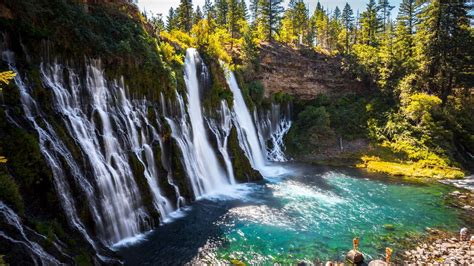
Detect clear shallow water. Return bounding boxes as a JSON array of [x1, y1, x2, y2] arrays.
[[118, 164, 461, 265]]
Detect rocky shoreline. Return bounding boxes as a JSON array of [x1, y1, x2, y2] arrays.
[[402, 230, 474, 264], [401, 189, 474, 265]]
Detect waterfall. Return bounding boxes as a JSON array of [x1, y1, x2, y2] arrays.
[[3, 51, 100, 251], [225, 70, 287, 177], [39, 61, 180, 244], [207, 100, 236, 184], [256, 103, 292, 162], [164, 49, 231, 198], [1, 45, 292, 260], [0, 202, 61, 265]]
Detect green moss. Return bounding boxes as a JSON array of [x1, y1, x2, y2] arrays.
[[228, 128, 262, 182], [357, 156, 464, 179], [0, 174, 24, 214], [74, 249, 93, 266], [200, 54, 233, 112], [128, 152, 160, 222], [169, 139, 193, 200]]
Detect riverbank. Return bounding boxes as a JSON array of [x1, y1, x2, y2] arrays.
[[401, 189, 474, 264]]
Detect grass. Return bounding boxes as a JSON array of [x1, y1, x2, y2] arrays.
[[357, 155, 464, 179]]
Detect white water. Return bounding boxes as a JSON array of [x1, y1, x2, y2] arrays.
[[256, 103, 292, 161], [1, 47, 292, 260], [39, 61, 181, 244], [164, 49, 231, 197], [225, 70, 287, 177], [3, 51, 100, 252], [207, 100, 236, 184], [0, 202, 61, 265]]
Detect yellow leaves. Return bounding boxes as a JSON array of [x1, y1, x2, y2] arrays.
[[0, 156, 7, 164], [160, 30, 193, 49], [0, 70, 16, 91], [402, 93, 441, 123], [159, 42, 183, 65]]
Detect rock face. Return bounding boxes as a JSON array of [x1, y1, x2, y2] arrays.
[[257, 43, 368, 100]]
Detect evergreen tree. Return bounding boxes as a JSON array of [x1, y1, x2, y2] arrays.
[[215, 0, 228, 25], [177, 0, 194, 32], [259, 0, 285, 41], [415, 0, 472, 100], [203, 0, 213, 17], [240, 0, 249, 20], [293, 1, 309, 45], [227, 0, 242, 43], [150, 14, 165, 35], [166, 7, 178, 31], [378, 0, 394, 33], [360, 0, 380, 46], [334, 6, 341, 22], [249, 0, 260, 23], [342, 3, 354, 53], [398, 0, 419, 35], [394, 0, 419, 67], [194, 5, 203, 25]]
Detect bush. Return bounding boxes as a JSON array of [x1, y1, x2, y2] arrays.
[[0, 174, 23, 213]]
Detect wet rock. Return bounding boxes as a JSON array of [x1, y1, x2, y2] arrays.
[[346, 250, 364, 264], [368, 259, 387, 266]]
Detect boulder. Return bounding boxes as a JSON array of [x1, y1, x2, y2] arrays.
[[346, 250, 364, 264], [368, 259, 388, 266]]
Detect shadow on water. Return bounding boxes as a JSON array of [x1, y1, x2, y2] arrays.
[[117, 196, 256, 265], [117, 163, 462, 265]]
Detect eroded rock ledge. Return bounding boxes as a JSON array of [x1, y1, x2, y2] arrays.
[[257, 43, 368, 100]]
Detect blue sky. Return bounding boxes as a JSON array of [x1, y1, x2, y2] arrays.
[[138, 0, 402, 19]]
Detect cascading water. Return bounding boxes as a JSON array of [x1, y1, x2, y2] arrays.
[[39, 61, 181, 244], [225, 69, 288, 177], [255, 103, 292, 162], [163, 49, 231, 197], [207, 100, 236, 184], [0, 202, 61, 265], [1, 45, 292, 262], [3, 51, 100, 252]]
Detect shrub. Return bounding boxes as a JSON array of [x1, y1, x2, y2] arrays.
[[0, 174, 24, 214]]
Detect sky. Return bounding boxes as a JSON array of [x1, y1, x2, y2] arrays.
[[137, 0, 402, 19]]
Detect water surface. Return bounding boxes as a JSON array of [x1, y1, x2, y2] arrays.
[[118, 163, 461, 265]]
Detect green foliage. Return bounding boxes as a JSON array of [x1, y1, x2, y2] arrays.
[[272, 91, 293, 104], [0, 255, 7, 266], [74, 250, 93, 266], [0, 174, 24, 214], [245, 81, 265, 106]]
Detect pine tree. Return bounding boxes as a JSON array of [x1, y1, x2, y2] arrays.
[[177, 0, 194, 32], [249, 0, 260, 23], [360, 0, 380, 46], [215, 0, 228, 25], [194, 5, 203, 25], [203, 0, 214, 17], [240, 0, 249, 20], [166, 7, 178, 31], [227, 0, 241, 42], [150, 14, 165, 35], [415, 0, 472, 100], [342, 3, 354, 53], [293, 1, 308, 45], [398, 0, 419, 35], [334, 6, 341, 22], [378, 0, 394, 33], [259, 0, 285, 41]]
